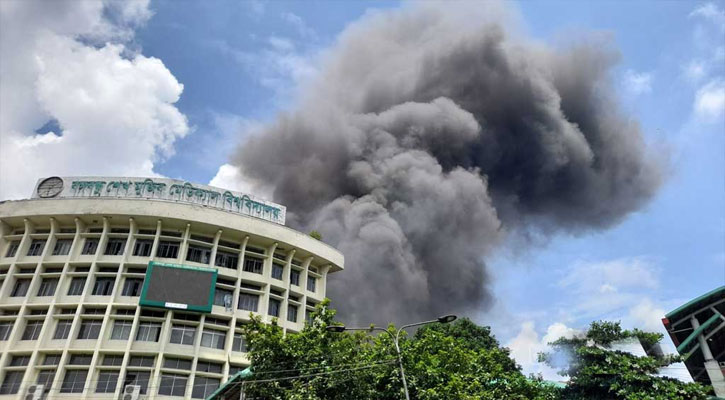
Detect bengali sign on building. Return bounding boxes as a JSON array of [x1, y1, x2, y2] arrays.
[[31, 176, 286, 225]]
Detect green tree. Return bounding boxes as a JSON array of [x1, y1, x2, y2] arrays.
[[309, 230, 322, 240], [539, 320, 710, 400], [240, 300, 558, 399]]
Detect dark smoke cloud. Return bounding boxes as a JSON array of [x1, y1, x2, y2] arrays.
[[231, 4, 663, 325]]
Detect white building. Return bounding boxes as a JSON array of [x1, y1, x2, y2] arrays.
[[0, 177, 344, 400]]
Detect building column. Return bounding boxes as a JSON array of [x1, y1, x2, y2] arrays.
[[691, 316, 725, 397]]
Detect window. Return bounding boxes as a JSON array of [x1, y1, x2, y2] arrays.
[[192, 376, 220, 399], [11, 278, 30, 297], [135, 322, 162, 342], [133, 239, 153, 257], [81, 238, 99, 255], [232, 333, 248, 352], [0, 371, 23, 394], [163, 357, 192, 370], [243, 256, 263, 274], [306, 309, 313, 324], [290, 269, 300, 286], [229, 364, 245, 375], [214, 288, 233, 307], [54, 320, 72, 339], [68, 355, 92, 366], [204, 317, 229, 327], [67, 277, 86, 295], [77, 320, 102, 339], [237, 293, 258, 312], [246, 246, 265, 254], [219, 239, 240, 248], [0, 322, 13, 340], [122, 278, 144, 296], [156, 241, 179, 258], [268, 298, 281, 318], [43, 354, 61, 365], [104, 238, 126, 255], [123, 371, 150, 395], [200, 329, 226, 349], [60, 369, 87, 393], [52, 239, 73, 255], [4, 241, 20, 258], [37, 278, 58, 296], [110, 320, 133, 340], [215, 251, 238, 269], [27, 239, 45, 256], [128, 356, 155, 367], [158, 373, 187, 396], [307, 276, 316, 292], [186, 245, 211, 264], [196, 360, 223, 373], [92, 277, 115, 295], [240, 282, 262, 291], [287, 304, 298, 323], [102, 355, 124, 366], [36, 370, 55, 388], [96, 371, 119, 393], [22, 320, 43, 340], [272, 263, 284, 280], [169, 324, 196, 345], [10, 355, 30, 366]]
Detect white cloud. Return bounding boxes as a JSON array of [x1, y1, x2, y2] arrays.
[[507, 321, 578, 381], [209, 163, 273, 200], [690, 3, 725, 29], [627, 298, 667, 332], [268, 36, 295, 52], [623, 69, 653, 95], [683, 59, 707, 82], [244, 0, 265, 17], [209, 37, 319, 104], [282, 12, 317, 39], [0, 0, 188, 200], [560, 257, 659, 293], [694, 79, 725, 120]]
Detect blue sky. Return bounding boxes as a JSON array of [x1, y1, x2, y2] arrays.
[[1, 0, 723, 378]]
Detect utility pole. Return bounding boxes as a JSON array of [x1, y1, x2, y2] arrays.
[[327, 314, 457, 400]]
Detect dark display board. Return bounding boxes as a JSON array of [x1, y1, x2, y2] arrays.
[[139, 262, 217, 312]]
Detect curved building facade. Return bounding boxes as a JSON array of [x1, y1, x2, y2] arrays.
[[0, 177, 343, 399]]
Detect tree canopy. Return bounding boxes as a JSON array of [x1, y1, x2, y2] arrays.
[[538, 320, 711, 400], [237, 305, 709, 400], [239, 300, 558, 400]]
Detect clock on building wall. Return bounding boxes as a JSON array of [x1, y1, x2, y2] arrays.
[[36, 176, 64, 198]]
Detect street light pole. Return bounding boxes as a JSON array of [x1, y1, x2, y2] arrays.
[[326, 315, 457, 400]]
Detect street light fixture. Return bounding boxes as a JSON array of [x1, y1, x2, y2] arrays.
[[325, 314, 457, 400]]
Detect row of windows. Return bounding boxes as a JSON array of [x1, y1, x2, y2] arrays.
[[8, 276, 144, 298], [0, 317, 248, 349], [5, 270, 316, 298], [4, 239, 320, 282], [0, 303, 311, 343], [4, 276, 315, 302], [0, 354, 225, 397]]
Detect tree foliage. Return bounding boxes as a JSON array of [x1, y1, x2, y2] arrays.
[[539, 320, 710, 400], [240, 300, 558, 400]]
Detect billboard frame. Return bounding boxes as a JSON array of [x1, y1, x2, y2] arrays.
[[139, 261, 218, 313]]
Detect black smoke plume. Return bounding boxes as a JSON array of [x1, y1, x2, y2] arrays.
[[231, 4, 663, 325]]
